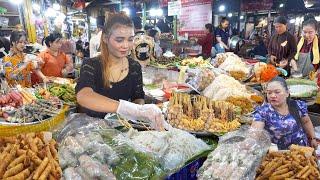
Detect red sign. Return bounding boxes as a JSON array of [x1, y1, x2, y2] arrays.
[[178, 0, 212, 38], [159, 0, 169, 7], [241, 0, 273, 12]]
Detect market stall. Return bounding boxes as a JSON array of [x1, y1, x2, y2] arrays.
[[0, 48, 320, 180]]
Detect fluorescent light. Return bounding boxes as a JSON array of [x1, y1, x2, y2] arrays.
[[150, 8, 163, 17], [219, 5, 225, 12], [156, 9, 163, 16], [10, 0, 22, 4], [90, 17, 96, 24], [227, 13, 232, 18], [279, 3, 284, 8], [289, 19, 295, 24], [305, 3, 314, 8], [32, 3, 40, 11], [123, 7, 130, 16], [53, 3, 60, 11], [45, 8, 57, 18], [240, 15, 244, 20]]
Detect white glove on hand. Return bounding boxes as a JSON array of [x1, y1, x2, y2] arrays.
[[116, 100, 167, 130]]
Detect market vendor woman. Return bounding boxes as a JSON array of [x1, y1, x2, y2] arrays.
[[294, 15, 319, 77], [76, 12, 165, 129], [3, 31, 47, 87], [252, 77, 317, 150], [268, 16, 297, 77]]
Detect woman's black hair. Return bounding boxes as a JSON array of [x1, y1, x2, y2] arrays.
[[302, 14, 318, 31], [205, 23, 213, 33], [267, 76, 302, 126], [0, 37, 10, 58], [220, 17, 229, 24], [148, 29, 158, 38], [10, 31, 26, 46], [44, 32, 62, 47]]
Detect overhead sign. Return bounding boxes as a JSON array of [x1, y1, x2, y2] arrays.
[[168, 1, 181, 16], [241, 0, 273, 11], [178, 0, 212, 38]]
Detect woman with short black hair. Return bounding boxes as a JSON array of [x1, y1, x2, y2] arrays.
[[36, 32, 73, 81]]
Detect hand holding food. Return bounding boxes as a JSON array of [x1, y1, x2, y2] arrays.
[[117, 100, 165, 130]]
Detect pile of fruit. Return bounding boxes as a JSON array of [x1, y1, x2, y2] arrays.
[[167, 93, 241, 133]]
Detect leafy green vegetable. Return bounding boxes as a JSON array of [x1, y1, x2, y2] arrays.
[[144, 84, 159, 90], [100, 130, 165, 180]]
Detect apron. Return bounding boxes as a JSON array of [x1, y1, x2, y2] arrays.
[[297, 52, 314, 77]]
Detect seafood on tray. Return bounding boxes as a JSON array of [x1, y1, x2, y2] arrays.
[[166, 92, 241, 133]]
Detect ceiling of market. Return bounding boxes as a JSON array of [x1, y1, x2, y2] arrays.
[[58, 0, 320, 13]]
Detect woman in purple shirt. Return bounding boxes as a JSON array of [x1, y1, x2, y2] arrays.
[[251, 76, 317, 150]]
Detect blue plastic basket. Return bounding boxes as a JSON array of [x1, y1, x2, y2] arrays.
[[166, 157, 207, 180]]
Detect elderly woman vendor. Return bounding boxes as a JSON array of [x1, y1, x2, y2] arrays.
[[251, 77, 317, 150]]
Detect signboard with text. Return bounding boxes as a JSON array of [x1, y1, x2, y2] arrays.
[[241, 0, 273, 12], [168, 0, 181, 16], [178, 0, 212, 38]]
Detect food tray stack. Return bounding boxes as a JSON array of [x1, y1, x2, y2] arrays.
[[0, 106, 69, 136]]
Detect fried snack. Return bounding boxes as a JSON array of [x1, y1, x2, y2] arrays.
[[38, 164, 51, 180], [26, 150, 42, 166], [33, 157, 49, 179], [49, 157, 62, 179], [0, 144, 18, 178], [48, 174, 56, 180], [45, 145, 53, 160], [3, 163, 24, 178], [4, 168, 30, 180], [256, 145, 320, 180], [49, 140, 58, 160], [27, 136, 38, 153], [269, 171, 295, 180], [16, 149, 26, 156], [8, 154, 26, 169]]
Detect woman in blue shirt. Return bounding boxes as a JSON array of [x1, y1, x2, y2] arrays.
[[215, 17, 230, 53], [251, 76, 317, 150]]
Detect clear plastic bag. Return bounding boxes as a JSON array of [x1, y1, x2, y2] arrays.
[[122, 128, 210, 172], [185, 68, 215, 93], [57, 114, 164, 180], [198, 126, 271, 180]]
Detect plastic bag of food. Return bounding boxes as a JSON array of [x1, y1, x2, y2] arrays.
[[198, 126, 271, 180], [58, 115, 165, 180], [64, 167, 82, 180], [185, 68, 215, 93], [123, 128, 210, 172]]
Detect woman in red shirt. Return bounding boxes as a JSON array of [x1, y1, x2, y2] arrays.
[[197, 24, 213, 59]]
